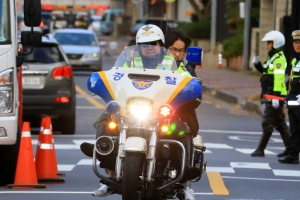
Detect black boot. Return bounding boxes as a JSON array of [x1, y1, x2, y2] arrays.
[[278, 155, 299, 164], [251, 148, 265, 157], [80, 142, 94, 157], [181, 137, 201, 181], [277, 149, 288, 158], [251, 131, 272, 157]]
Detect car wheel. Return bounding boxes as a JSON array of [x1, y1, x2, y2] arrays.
[[60, 112, 76, 135]]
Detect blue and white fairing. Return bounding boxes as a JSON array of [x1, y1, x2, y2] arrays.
[[87, 45, 202, 119]]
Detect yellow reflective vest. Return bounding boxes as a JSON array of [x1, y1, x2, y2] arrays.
[[123, 55, 192, 77]]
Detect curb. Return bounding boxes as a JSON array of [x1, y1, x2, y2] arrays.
[[202, 83, 263, 116]]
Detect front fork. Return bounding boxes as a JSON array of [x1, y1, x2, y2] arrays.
[[115, 129, 158, 182], [115, 128, 126, 180], [146, 131, 157, 182]]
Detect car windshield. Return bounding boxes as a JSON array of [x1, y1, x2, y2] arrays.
[[54, 32, 97, 46], [0, 0, 10, 44], [113, 45, 177, 71], [23, 45, 65, 64]]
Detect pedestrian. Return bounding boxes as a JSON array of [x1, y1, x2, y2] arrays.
[[251, 30, 290, 157], [164, 29, 197, 77], [278, 30, 300, 164]]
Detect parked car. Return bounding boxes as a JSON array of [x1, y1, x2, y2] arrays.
[[128, 18, 179, 46], [22, 35, 76, 135], [53, 28, 103, 71]]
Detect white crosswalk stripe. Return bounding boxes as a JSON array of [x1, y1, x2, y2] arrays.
[[33, 139, 300, 178]]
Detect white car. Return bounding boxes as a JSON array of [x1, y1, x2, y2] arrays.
[[88, 15, 102, 35], [53, 29, 103, 71]]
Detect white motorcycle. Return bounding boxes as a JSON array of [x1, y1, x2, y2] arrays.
[[86, 45, 206, 200]]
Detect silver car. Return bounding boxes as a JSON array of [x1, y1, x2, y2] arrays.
[[53, 28, 103, 71], [22, 35, 76, 135]]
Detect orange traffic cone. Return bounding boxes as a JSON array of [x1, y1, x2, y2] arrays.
[[218, 53, 223, 68], [35, 117, 64, 183], [7, 122, 46, 189], [35, 117, 46, 169], [46, 116, 65, 177]]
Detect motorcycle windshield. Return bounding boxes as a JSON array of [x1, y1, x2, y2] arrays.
[[87, 45, 202, 119], [112, 45, 178, 70]]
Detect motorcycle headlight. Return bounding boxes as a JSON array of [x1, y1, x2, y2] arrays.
[[126, 98, 153, 120], [84, 52, 100, 59], [0, 69, 13, 114]]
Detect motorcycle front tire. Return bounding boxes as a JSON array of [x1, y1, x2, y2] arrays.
[[122, 152, 144, 200]]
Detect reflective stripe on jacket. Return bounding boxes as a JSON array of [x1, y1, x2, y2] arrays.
[[261, 51, 287, 96]]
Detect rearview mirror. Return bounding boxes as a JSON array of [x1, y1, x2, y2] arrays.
[[24, 0, 41, 27], [21, 31, 42, 47]]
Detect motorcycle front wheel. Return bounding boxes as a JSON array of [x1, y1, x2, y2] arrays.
[[122, 152, 144, 200]]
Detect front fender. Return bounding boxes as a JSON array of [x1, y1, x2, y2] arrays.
[[124, 137, 147, 153]]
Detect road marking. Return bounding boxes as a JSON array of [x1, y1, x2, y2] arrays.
[[205, 143, 233, 149], [199, 129, 280, 136], [75, 85, 105, 109], [230, 162, 271, 169], [222, 175, 300, 182], [77, 159, 93, 165], [206, 167, 235, 173], [207, 172, 229, 195], [273, 170, 300, 177], [235, 148, 276, 155], [58, 165, 75, 171]]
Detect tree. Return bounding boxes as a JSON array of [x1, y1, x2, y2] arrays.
[[188, 0, 211, 21]]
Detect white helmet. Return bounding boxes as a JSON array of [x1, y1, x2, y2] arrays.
[[262, 30, 285, 49], [136, 24, 165, 44]]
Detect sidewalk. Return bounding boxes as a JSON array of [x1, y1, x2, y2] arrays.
[[99, 35, 264, 115]]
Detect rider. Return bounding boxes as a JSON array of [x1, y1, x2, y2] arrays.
[[80, 24, 201, 198]]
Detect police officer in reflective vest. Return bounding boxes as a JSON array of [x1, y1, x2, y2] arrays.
[[251, 30, 290, 157], [278, 30, 300, 164], [123, 24, 192, 77]]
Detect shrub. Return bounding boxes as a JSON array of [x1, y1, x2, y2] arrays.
[[178, 20, 211, 39], [222, 33, 244, 58]]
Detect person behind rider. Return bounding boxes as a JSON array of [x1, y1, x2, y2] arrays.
[[165, 28, 197, 77], [80, 24, 200, 198]]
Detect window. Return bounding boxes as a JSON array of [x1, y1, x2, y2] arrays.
[[54, 33, 97, 46], [0, 0, 10, 44], [24, 45, 65, 64]]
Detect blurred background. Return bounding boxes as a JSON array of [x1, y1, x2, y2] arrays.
[[15, 0, 300, 71]]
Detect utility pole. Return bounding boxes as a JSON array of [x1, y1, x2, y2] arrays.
[[243, 0, 251, 71], [210, 0, 217, 53]]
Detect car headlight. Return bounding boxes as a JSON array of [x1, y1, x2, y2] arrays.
[[84, 52, 100, 59], [0, 69, 13, 114], [126, 98, 153, 120]]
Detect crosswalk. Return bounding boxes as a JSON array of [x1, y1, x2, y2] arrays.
[[30, 138, 300, 178]]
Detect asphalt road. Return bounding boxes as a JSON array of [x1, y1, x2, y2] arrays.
[[1, 56, 299, 200]]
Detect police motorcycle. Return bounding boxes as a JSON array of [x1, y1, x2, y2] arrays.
[[87, 45, 206, 200]]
